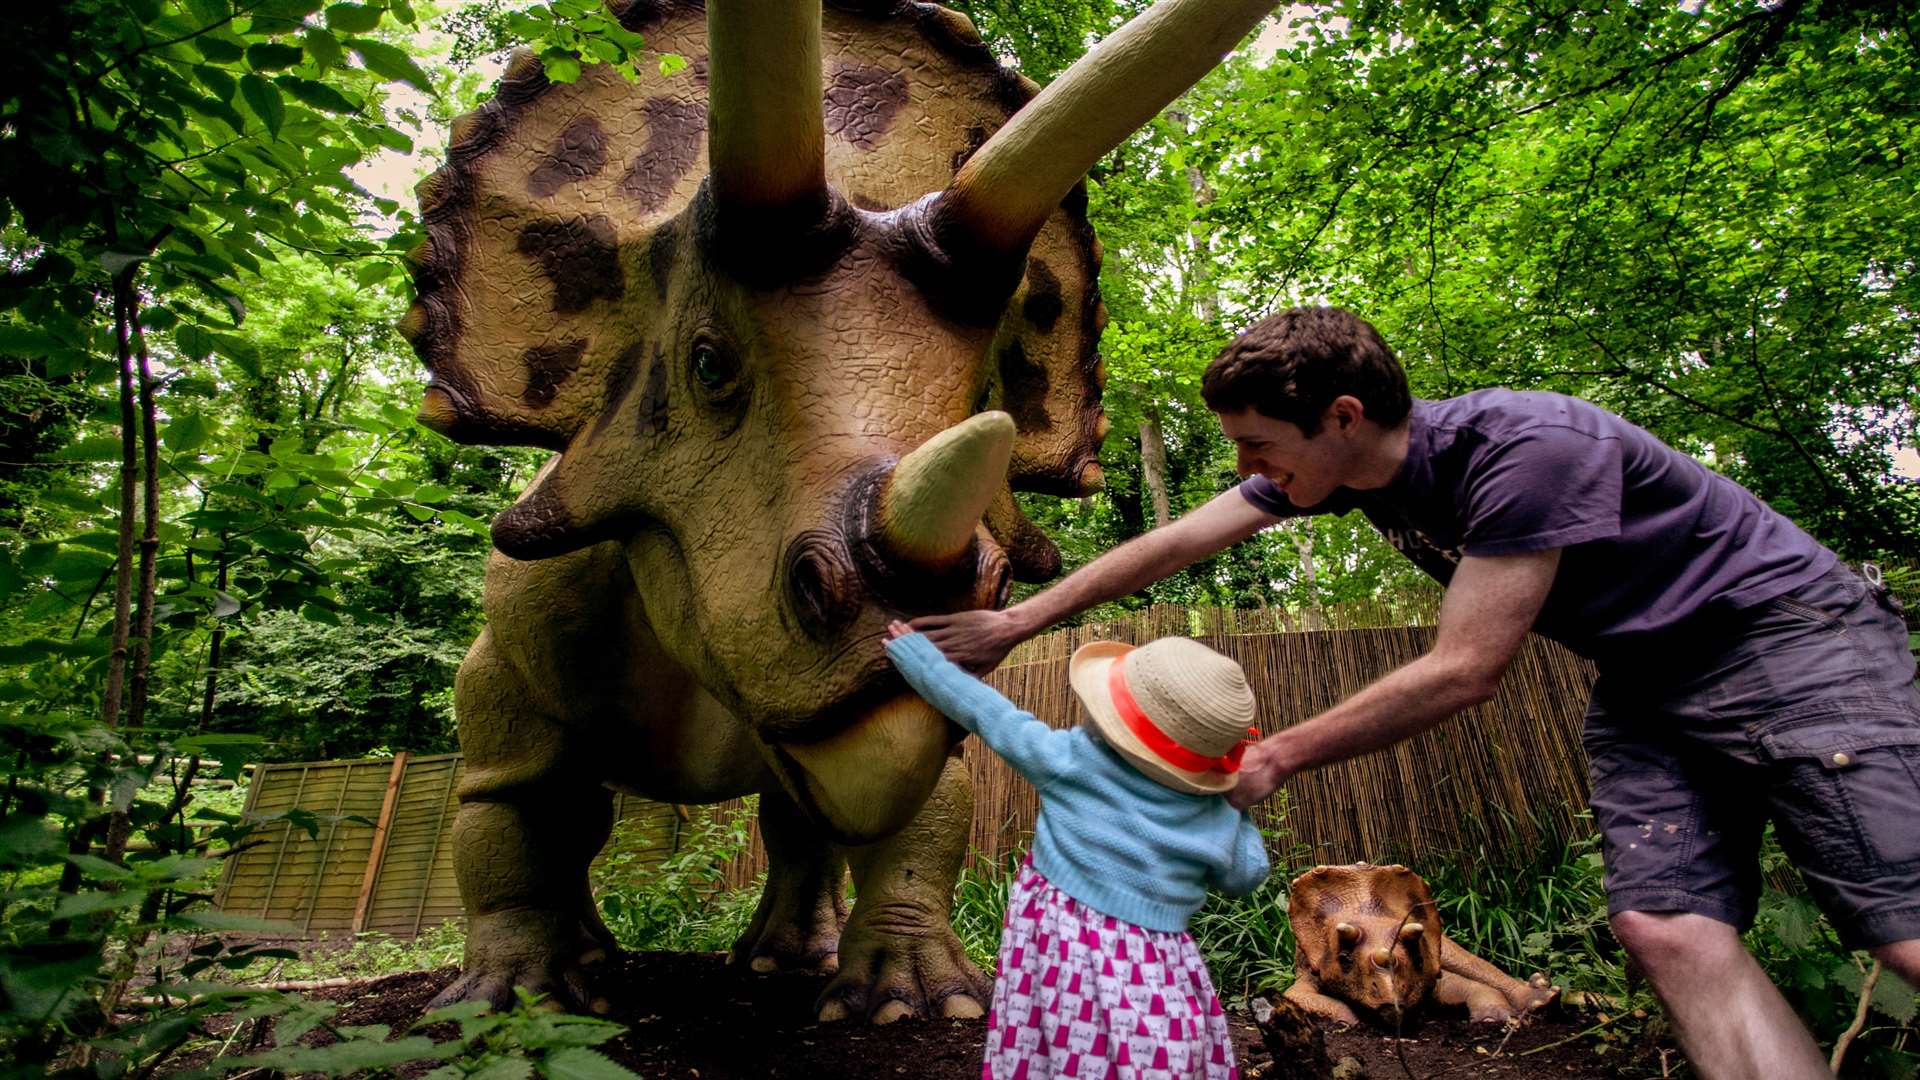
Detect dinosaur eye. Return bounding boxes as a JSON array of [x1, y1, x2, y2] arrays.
[[689, 340, 740, 398]]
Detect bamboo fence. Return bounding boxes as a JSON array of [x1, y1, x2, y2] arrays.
[[220, 605, 1599, 934], [215, 753, 685, 936]]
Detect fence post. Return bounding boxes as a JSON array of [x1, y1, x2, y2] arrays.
[[351, 751, 410, 935]]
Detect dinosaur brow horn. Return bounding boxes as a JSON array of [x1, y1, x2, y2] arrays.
[[934, 0, 1278, 260], [706, 0, 826, 214], [700, 0, 854, 284]]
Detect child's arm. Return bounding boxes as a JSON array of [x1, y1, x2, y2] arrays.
[[885, 630, 1072, 787], [1212, 809, 1271, 898]]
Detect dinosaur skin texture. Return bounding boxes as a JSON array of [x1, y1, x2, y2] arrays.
[[403, 1, 1114, 1024], [1284, 863, 1561, 1026]]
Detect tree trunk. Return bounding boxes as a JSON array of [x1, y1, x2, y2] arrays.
[[104, 299, 161, 864], [1292, 522, 1327, 630], [126, 307, 160, 734], [101, 275, 138, 734], [1139, 405, 1172, 530], [51, 274, 140, 933]]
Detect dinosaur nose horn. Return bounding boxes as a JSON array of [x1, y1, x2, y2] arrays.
[[873, 411, 1014, 571]]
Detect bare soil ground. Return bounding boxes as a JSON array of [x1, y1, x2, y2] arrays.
[[203, 951, 1673, 1079]]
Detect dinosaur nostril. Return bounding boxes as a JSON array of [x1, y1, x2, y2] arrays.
[[786, 532, 860, 640], [976, 543, 1012, 611]]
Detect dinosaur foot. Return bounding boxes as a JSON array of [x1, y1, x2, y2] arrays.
[[1507, 972, 1560, 1015], [813, 926, 989, 1024], [727, 912, 843, 976], [429, 909, 619, 1015]]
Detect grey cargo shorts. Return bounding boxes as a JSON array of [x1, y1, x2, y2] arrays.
[[1583, 563, 1920, 948]]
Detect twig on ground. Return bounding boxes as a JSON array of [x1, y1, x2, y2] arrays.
[[1829, 957, 1881, 1074]]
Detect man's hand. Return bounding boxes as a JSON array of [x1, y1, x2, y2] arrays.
[[906, 608, 1024, 675], [1227, 737, 1290, 810]]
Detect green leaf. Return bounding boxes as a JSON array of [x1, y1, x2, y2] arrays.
[[239, 74, 286, 138], [1872, 969, 1917, 1024], [347, 37, 434, 93], [0, 815, 66, 864], [542, 50, 581, 85], [657, 53, 688, 78], [193, 35, 246, 63], [537, 1047, 645, 1080], [304, 26, 343, 70], [239, 1034, 445, 1074], [246, 41, 305, 72], [323, 3, 381, 33], [354, 260, 395, 285], [276, 75, 360, 114], [194, 64, 238, 102], [163, 413, 215, 453], [52, 888, 145, 920], [66, 854, 136, 881]]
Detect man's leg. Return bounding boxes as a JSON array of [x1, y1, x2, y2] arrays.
[[1611, 911, 1831, 1080], [1870, 938, 1920, 988]]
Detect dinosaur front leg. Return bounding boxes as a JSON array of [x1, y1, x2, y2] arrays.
[[729, 787, 848, 973], [815, 749, 990, 1024], [1438, 935, 1559, 1021], [431, 632, 616, 1012], [1281, 972, 1362, 1026]]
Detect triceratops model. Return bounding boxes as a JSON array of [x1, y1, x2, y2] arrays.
[[1285, 864, 1560, 1026], [402, 0, 1277, 1024]]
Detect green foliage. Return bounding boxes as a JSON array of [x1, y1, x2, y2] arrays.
[[950, 847, 1022, 971], [1188, 0, 1920, 557], [590, 805, 759, 955], [254, 920, 468, 984]]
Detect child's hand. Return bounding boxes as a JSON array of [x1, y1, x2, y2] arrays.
[[886, 619, 915, 641]]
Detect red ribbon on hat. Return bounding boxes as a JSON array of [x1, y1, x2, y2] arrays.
[[1107, 654, 1256, 774]]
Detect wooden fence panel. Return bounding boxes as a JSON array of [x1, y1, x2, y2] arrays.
[[217, 611, 1598, 936]]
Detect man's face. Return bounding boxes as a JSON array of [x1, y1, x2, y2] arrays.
[[1216, 405, 1354, 509]]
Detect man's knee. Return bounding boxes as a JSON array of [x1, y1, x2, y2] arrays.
[[1868, 939, 1920, 988], [1611, 911, 1744, 973]]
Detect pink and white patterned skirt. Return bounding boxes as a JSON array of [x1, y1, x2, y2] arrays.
[[983, 858, 1238, 1080]]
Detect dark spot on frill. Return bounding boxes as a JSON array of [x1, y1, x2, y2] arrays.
[[621, 98, 707, 214], [516, 215, 624, 313], [1022, 259, 1063, 332], [646, 226, 677, 301], [851, 193, 892, 212], [527, 116, 608, 197], [638, 346, 669, 434], [998, 339, 1051, 433], [593, 343, 646, 437], [824, 63, 909, 150], [520, 339, 585, 407]]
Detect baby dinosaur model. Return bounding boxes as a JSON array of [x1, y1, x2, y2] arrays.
[[403, 0, 1277, 1024], [1285, 863, 1560, 1025]]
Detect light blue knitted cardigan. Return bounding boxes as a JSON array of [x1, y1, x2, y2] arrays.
[[886, 633, 1269, 932]]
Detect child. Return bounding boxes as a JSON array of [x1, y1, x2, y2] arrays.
[[886, 622, 1270, 1080]]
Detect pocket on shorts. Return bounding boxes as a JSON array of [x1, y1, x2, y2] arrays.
[[1757, 709, 1920, 874]]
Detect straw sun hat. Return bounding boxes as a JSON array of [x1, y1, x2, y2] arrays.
[[1067, 638, 1260, 795]]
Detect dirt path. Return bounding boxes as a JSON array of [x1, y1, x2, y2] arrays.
[[240, 951, 1667, 1078]]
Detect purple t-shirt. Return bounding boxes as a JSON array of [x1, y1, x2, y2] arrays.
[[1238, 389, 1836, 661]]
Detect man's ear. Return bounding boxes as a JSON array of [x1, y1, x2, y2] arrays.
[[1327, 395, 1367, 432]]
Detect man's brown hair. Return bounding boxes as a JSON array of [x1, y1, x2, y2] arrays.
[[1201, 307, 1411, 435]]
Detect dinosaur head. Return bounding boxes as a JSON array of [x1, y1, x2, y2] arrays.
[[403, 0, 1276, 842], [1289, 863, 1447, 1017]]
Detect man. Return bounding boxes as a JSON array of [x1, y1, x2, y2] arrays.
[[912, 306, 1919, 1079]]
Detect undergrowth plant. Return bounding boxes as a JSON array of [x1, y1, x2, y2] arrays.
[[590, 803, 759, 954]]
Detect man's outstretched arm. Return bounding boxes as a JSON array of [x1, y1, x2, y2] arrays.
[[1228, 547, 1561, 809], [909, 488, 1279, 673]]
